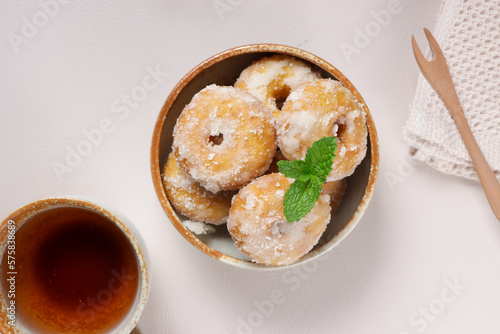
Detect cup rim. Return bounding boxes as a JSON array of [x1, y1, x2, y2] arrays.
[[150, 43, 379, 269], [0, 196, 149, 334]]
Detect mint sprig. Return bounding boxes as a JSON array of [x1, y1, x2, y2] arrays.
[[277, 137, 337, 222]]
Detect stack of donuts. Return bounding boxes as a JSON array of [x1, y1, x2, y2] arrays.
[[163, 55, 367, 266]]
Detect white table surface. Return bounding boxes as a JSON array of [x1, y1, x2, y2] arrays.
[[2, 1, 500, 333]]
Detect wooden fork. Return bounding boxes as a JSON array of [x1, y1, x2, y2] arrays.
[[411, 28, 500, 222]]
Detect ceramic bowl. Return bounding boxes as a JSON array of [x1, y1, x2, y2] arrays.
[[151, 44, 379, 269]]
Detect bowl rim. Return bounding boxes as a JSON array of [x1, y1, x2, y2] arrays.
[[150, 43, 379, 269]]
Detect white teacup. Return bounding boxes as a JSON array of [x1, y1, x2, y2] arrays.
[[0, 197, 149, 334]]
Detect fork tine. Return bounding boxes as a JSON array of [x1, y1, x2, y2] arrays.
[[411, 35, 428, 69], [423, 28, 444, 62]]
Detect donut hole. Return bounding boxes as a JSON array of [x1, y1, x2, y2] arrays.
[[271, 220, 294, 236], [274, 86, 291, 110], [333, 121, 348, 157], [209, 133, 224, 146], [275, 96, 286, 110], [334, 121, 346, 136]]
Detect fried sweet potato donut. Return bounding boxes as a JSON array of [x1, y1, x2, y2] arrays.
[[265, 149, 287, 175], [162, 153, 235, 225], [235, 55, 321, 118], [172, 85, 277, 193], [277, 79, 367, 181], [227, 173, 331, 266], [321, 179, 347, 214]]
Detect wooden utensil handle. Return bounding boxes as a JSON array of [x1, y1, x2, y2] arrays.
[[452, 110, 500, 221], [412, 28, 500, 221]]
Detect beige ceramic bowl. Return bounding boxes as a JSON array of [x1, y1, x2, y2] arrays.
[[0, 197, 150, 334], [151, 44, 379, 269]]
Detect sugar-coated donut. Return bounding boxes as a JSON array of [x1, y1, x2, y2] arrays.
[[321, 179, 347, 214], [235, 55, 321, 118], [227, 173, 331, 266], [265, 149, 287, 175], [162, 153, 235, 225], [173, 85, 277, 193], [277, 79, 367, 181]]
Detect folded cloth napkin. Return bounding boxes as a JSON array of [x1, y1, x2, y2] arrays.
[[402, 0, 500, 182]]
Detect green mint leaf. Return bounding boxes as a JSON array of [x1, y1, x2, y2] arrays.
[[279, 136, 338, 223], [304, 136, 337, 181], [277, 159, 306, 179], [283, 179, 323, 222], [299, 173, 311, 182]]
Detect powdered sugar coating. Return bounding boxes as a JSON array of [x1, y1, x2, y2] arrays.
[[162, 153, 235, 225], [277, 79, 368, 181], [182, 220, 216, 235], [227, 173, 331, 266], [172, 85, 277, 193], [235, 55, 321, 118]]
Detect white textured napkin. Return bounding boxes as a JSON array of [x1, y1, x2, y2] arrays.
[[402, 0, 500, 182]]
